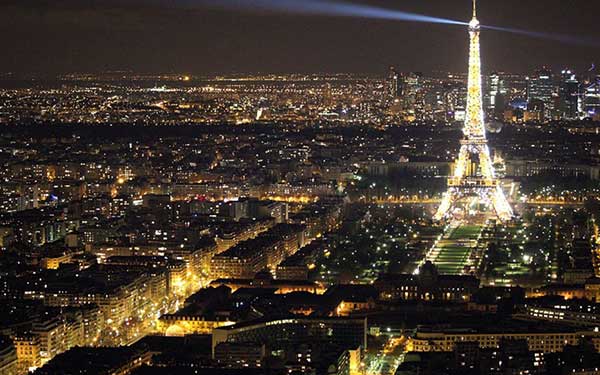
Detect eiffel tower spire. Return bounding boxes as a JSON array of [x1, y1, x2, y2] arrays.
[[465, 0, 484, 140], [434, 1, 513, 222]]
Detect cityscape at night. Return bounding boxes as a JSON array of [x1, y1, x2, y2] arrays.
[[1, 0, 600, 374]]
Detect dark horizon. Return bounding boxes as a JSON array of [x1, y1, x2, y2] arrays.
[[2, 0, 599, 77]]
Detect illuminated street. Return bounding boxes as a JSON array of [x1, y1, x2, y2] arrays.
[[365, 335, 407, 375]]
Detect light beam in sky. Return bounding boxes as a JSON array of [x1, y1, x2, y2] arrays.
[[154, 0, 598, 47], [178, 0, 468, 26]]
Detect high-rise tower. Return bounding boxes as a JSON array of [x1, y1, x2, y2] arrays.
[[558, 69, 580, 120], [527, 67, 554, 121], [434, 0, 513, 222]]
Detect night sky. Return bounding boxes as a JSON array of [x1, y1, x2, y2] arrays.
[[2, 0, 599, 76]]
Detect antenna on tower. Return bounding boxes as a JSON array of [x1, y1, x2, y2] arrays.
[[472, 0, 477, 19]]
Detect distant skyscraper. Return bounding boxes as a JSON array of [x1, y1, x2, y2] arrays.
[[448, 82, 468, 122], [558, 69, 580, 120], [403, 72, 424, 119], [584, 76, 600, 119], [387, 66, 402, 99], [487, 72, 506, 116], [527, 67, 555, 121]]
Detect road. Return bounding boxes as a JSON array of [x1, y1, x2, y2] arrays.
[[364, 336, 406, 375]]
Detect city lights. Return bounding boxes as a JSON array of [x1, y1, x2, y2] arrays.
[[0, 0, 599, 374]]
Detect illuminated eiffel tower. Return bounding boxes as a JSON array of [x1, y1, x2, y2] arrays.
[[434, 0, 513, 222]]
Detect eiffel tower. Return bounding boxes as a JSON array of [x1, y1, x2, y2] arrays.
[[434, 0, 513, 222]]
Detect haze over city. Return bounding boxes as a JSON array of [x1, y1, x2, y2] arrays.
[[2, 0, 600, 74]]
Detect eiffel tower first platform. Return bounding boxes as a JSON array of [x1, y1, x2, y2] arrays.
[[434, 0, 513, 222]]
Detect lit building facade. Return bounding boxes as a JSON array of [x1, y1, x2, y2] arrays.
[[407, 327, 600, 353], [527, 67, 555, 122], [558, 69, 580, 120]]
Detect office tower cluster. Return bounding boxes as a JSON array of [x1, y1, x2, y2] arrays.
[[385, 65, 600, 124]]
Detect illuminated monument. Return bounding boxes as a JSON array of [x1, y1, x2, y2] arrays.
[[434, 0, 513, 222]]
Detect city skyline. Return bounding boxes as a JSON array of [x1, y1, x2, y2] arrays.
[[1, 1, 600, 375]]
